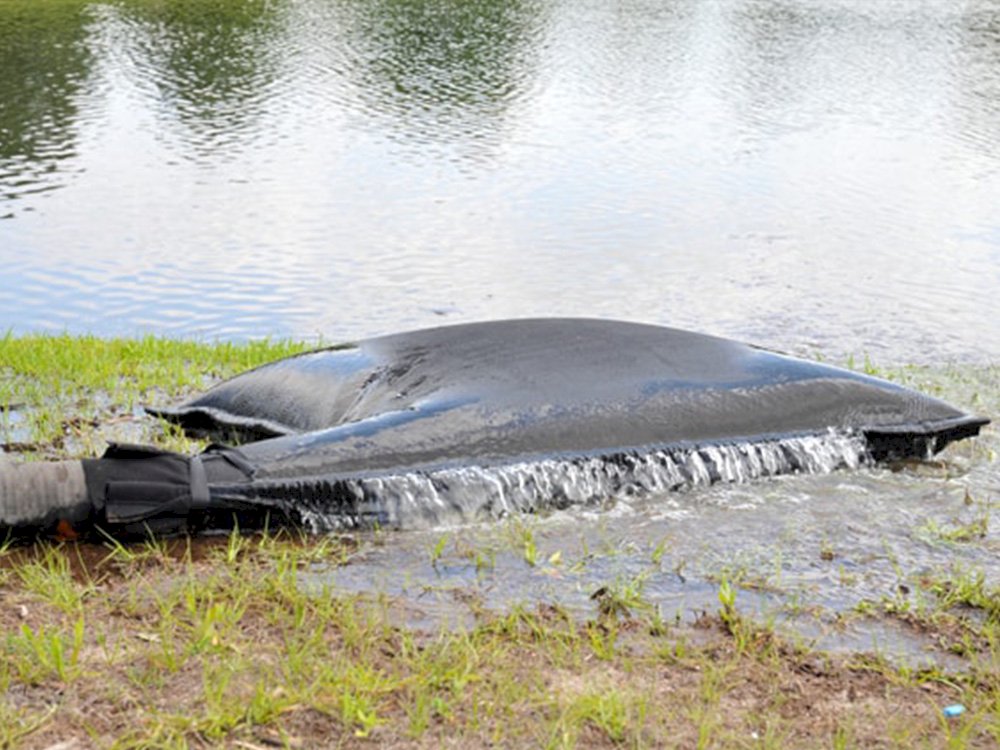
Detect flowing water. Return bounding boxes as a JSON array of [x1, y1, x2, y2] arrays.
[[285, 431, 869, 531], [1, 0, 998, 654], [311, 390, 999, 662]]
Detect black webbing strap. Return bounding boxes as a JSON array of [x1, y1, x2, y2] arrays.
[[83, 443, 252, 526], [189, 454, 209, 509]]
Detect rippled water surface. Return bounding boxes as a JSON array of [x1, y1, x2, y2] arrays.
[[2, 0, 998, 653], [1, 0, 998, 363]]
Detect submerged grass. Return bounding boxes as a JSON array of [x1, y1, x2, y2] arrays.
[[0, 335, 998, 747]]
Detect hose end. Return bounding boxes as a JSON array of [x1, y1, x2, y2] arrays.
[[0, 458, 90, 540]]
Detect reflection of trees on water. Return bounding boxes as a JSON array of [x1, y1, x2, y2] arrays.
[[0, 0, 548, 211], [112, 0, 547, 161], [0, 0, 284, 207], [0, 1, 92, 206], [957, 10, 1000, 161], [331, 0, 546, 157], [113, 0, 283, 158]]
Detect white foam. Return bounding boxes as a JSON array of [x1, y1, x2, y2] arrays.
[[277, 430, 869, 532]]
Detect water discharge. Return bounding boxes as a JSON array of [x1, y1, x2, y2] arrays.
[[301, 365, 998, 663], [1, 0, 998, 665], [289, 431, 869, 532]]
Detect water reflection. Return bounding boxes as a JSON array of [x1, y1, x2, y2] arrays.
[[0, 1, 92, 209], [956, 8, 1000, 158], [94, 0, 284, 159], [327, 0, 545, 162], [0, 0, 998, 363]]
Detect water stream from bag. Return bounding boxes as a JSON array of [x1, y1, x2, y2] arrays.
[[1, 0, 998, 657], [301, 365, 997, 664], [286, 431, 868, 532]]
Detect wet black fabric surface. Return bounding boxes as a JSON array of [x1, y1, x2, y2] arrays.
[[6, 321, 988, 540], [155, 319, 987, 481]]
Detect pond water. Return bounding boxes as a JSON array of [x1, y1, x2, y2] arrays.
[[1, 0, 999, 365], [2, 0, 998, 654]]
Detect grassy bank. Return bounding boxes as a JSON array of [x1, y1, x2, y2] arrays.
[[2, 532, 997, 750], [1, 336, 998, 748], [0, 334, 314, 457]]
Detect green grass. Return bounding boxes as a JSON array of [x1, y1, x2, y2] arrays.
[[5, 532, 990, 748], [0, 333, 314, 454], [0, 524, 998, 748], [0, 335, 998, 747]]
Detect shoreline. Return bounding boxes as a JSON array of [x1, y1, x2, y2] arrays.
[[1, 335, 997, 748]]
